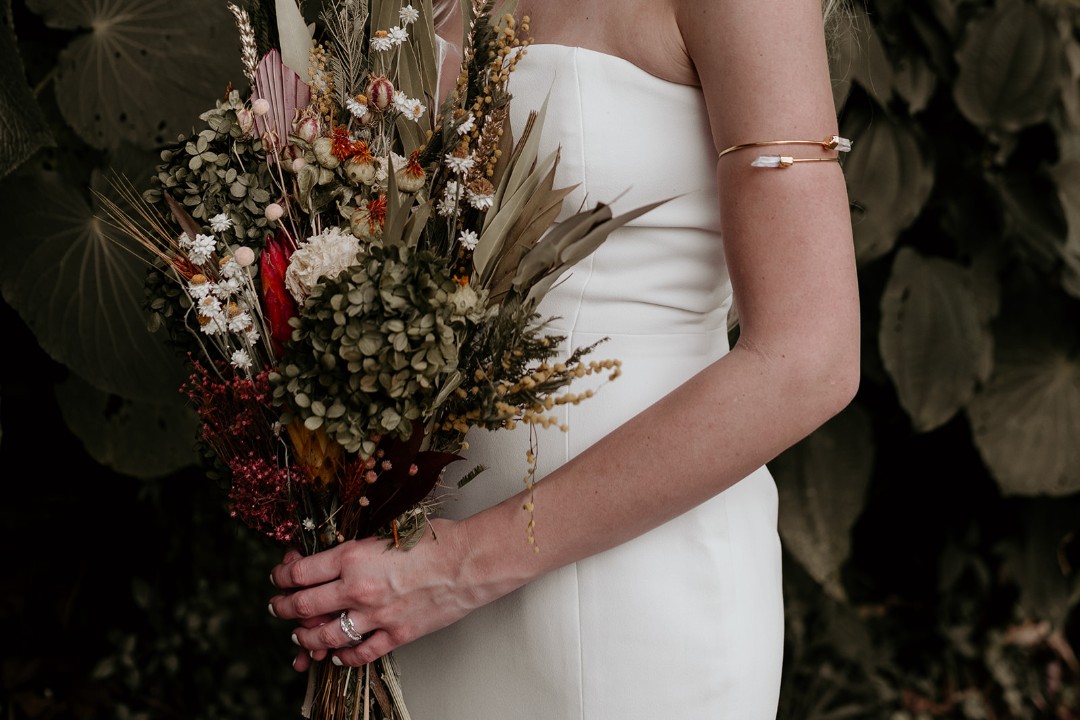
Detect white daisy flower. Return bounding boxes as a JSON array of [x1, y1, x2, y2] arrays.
[[228, 311, 253, 333], [217, 276, 242, 296], [436, 195, 459, 217], [187, 278, 213, 300], [456, 114, 476, 135], [444, 152, 475, 175], [230, 349, 253, 370], [345, 97, 370, 120], [201, 317, 228, 336], [436, 181, 462, 216], [399, 4, 419, 23], [219, 257, 243, 279], [244, 328, 261, 345], [198, 295, 222, 317], [302, 517, 317, 531], [371, 32, 394, 52], [388, 26, 408, 45], [468, 189, 494, 210], [400, 98, 426, 122], [458, 229, 479, 250]]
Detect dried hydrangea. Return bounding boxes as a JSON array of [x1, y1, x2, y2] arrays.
[[271, 244, 473, 457]]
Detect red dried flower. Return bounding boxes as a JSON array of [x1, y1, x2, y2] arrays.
[[259, 230, 298, 358]]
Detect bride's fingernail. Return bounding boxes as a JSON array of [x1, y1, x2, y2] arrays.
[[291, 633, 300, 646], [331, 656, 343, 667], [268, 602, 277, 618], [292, 656, 297, 668], [269, 573, 277, 587]]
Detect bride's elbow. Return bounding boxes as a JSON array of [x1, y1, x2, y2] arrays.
[[804, 330, 861, 421]]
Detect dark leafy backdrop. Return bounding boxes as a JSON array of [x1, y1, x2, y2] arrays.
[[2, 0, 1079, 718]]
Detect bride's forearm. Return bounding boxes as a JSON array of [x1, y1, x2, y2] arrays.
[[455, 339, 858, 604]]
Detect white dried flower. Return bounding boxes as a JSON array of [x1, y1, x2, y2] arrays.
[[345, 97, 370, 121], [209, 213, 233, 233], [371, 31, 394, 52], [184, 233, 217, 265], [399, 97, 426, 122], [388, 26, 408, 45], [458, 229, 479, 250], [399, 5, 419, 23], [436, 194, 458, 217], [467, 187, 494, 210], [455, 114, 476, 135], [285, 226, 362, 303], [444, 152, 474, 175], [230, 349, 253, 370]]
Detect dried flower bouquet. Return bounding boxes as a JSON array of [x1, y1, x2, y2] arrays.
[[98, 0, 664, 717]]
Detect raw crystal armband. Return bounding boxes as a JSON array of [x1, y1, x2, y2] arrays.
[[718, 135, 852, 168]]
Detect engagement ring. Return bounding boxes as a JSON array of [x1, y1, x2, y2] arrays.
[[339, 610, 364, 644]]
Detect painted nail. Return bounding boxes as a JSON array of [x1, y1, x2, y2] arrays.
[[292, 656, 297, 668], [331, 655, 343, 667], [269, 573, 276, 587], [268, 602, 277, 618], [291, 633, 300, 646]]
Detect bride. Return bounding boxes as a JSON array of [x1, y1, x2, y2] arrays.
[[268, 0, 860, 716]]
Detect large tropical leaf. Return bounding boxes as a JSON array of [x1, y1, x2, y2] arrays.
[[771, 402, 875, 602], [996, 499, 1080, 629], [879, 247, 996, 432], [990, 168, 1069, 276], [1051, 134, 1080, 299], [953, 0, 1061, 131], [54, 371, 198, 480], [0, 0, 54, 179], [967, 293, 1080, 496], [840, 101, 934, 265], [25, 0, 243, 150], [0, 167, 186, 402]]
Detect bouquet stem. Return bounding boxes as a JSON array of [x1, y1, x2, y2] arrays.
[[302, 653, 411, 720]]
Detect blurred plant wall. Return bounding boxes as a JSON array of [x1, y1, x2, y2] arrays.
[[1, 0, 1078, 718]]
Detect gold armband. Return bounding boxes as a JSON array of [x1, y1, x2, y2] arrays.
[[718, 135, 852, 168]]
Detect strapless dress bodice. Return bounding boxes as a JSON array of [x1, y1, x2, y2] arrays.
[[507, 44, 731, 338]]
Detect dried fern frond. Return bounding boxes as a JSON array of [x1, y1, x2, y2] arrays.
[[319, 0, 370, 106]]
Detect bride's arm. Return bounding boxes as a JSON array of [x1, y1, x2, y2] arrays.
[[270, 0, 859, 670]]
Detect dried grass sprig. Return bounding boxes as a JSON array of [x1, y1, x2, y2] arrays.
[[228, 4, 260, 89], [94, 172, 185, 270]]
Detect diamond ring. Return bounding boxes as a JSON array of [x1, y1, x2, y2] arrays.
[[339, 610, 364, 644]]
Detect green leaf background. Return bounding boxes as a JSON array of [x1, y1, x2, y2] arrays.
[[2, 0, 1079, 718]]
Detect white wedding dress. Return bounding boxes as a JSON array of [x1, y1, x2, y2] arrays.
[[394, 44, 784, 719]]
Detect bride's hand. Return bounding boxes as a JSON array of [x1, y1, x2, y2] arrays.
[[268, 518, 482, 670]]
